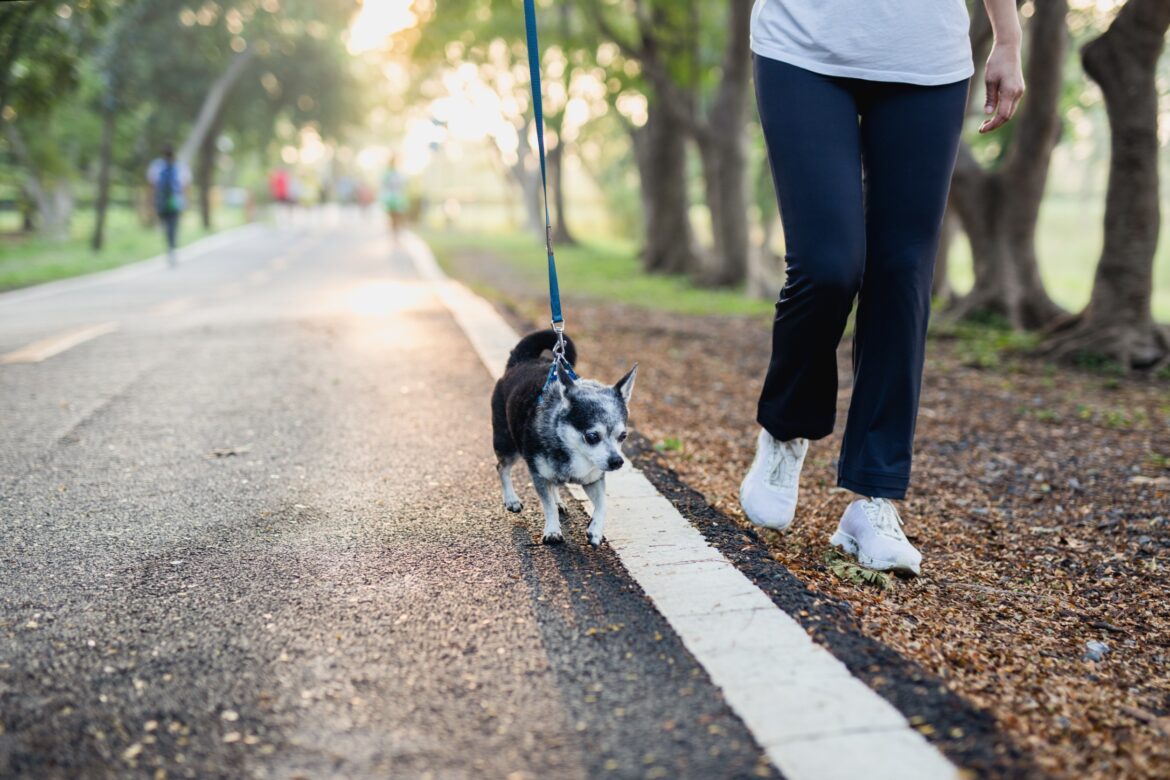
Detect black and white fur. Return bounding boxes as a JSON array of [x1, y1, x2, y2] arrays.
[[491, 330, 637, 547]]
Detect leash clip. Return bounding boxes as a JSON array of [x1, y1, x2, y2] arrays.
[[551, 320, 566, 360]]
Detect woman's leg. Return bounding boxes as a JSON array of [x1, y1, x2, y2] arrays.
[[753, 55, 868, 443], [835, 78, 970, 499]]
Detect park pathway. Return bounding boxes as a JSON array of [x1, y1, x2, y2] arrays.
[[0, 217, 771, 779], [0, 216, 957, 779]]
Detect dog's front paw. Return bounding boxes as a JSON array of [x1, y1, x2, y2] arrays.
[[541, 530, 564, 545], [586, 531, 603, 548], [505, 498, 523, 513]]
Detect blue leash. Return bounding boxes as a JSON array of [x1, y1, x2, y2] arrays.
[[523, 0, 576, 404], [522, 0, 564, 331]]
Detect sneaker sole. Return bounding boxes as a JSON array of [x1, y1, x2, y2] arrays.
[[829, 530, 921, 577]]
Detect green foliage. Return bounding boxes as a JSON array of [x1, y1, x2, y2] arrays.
[[1070, 349, 1126, 376], [1070, 403, 1151, 431], [0, 1, 112, 117], [825, 549, 894, 592], [655, 437, 683, 453]]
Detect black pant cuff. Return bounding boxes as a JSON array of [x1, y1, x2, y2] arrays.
[[756, 406, 834, 442], [836, 465, 909, 500]]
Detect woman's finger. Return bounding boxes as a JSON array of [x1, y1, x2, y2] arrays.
[[991, 89, 1023, 131], [983, 101, 1014, 133], [1005, 89, 1024, 122], [984, 78, 1000, 116], [979, 79, 1001, 132]]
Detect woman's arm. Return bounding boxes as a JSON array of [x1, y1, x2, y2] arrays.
[[979, 0, 1026, 133]]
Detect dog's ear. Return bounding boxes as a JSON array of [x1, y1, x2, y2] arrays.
[[614, 363, 638, 405], [556, 361, 576, 390]]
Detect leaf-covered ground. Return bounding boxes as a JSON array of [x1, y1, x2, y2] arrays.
[[492, 291, 1169, 779]]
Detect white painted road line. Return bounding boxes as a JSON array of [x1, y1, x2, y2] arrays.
[[0, 322, 119, 365], [405, 231, 961, 780]]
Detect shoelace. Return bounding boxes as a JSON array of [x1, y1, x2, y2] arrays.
[[765, 438, 806, 489], [862, 497, 908, 541]]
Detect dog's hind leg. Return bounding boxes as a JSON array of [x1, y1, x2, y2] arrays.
[[531, 473, 564, 545], [583, 476, 607, 548], [497, 454, 523, 513]]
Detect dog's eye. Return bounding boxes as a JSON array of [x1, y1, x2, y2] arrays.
[[584, 431, 601, 445], [618, 432, 627, 442]]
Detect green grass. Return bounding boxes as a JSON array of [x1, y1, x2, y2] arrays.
[[421, 229, 776, 318], [0, 206, 248, 292], [929, 312, 1041, 368]]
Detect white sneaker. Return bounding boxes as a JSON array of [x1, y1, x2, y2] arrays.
[[739, 429, 809, 531], [830, 497, 922, 576]]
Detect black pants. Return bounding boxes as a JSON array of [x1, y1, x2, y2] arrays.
[[160, 211, 180, 250], [753, 55, 969, 500]]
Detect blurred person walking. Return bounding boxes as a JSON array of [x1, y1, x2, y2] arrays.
[[739, 0, 1025, 575], [380, 157, 408, 240], [146, 144, 191, 267]]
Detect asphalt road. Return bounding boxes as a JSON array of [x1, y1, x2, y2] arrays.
[[0, 216, 774, 779]]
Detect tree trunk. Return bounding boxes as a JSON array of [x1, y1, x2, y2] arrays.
[[945, 0, 1067, 329], [692, 0, 752, 287], [631, 103, 701, 275], [748, 155, 784, 299], [4, 122, 71, 240], [548, 139, 576, 246], [1038, 0, 1170, 369], [600, 0, 751, 285], [503, 152, 544, 242], [548, 3, 577, 247], [932, 206, 958, 305], [748, 214, 784, 299], [695, 125, 749, 287], [177, 46, 256, 167], [91, 100, 116, 251], [196, 114, 221, 230]]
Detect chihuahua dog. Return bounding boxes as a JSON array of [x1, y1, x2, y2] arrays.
[[491, 330, 637, 547]]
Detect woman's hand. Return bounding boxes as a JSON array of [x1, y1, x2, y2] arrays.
[[979, 42, 1025, 133]]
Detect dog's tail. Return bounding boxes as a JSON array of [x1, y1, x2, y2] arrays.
[[506, 329, 578, 370]]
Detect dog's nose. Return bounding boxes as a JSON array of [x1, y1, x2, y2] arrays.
[[607, 455, 625, 471]]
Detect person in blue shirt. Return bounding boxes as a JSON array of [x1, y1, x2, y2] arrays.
[[146, 143, 192, 267]]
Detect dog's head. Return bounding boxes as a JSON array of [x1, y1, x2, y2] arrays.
[[544, 362, 638, 474]]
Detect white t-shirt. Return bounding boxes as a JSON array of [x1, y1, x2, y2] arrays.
[[750, 0, 974, 86]]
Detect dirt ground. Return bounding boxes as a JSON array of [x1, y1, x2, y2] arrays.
[[478, 273, 1169, 780]]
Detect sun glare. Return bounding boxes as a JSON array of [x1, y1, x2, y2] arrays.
[[347, 0, 416, 54]]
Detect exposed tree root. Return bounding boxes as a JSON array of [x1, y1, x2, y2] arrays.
[[1036, 318, 1170, 372], [942, 287, 1066, 332]]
